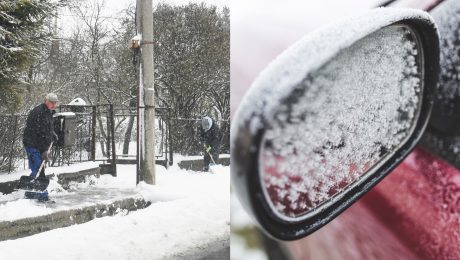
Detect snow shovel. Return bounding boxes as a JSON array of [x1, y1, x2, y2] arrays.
[[204, 144, 218, 174], [16, 142, 53, 191]]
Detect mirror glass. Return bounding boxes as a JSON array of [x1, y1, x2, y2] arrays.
[[259, 25, 423, 220]]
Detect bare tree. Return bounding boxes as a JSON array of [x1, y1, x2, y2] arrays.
[[153, 3, 230, 154]]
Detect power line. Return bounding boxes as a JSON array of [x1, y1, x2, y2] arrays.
[[58, 13, 130, 21]]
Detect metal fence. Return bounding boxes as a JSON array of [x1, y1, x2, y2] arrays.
[[169, 118, 230, 156], [53, 105, 172, 168], [0, 104, 229, 174], [51, 104, 117, 166]]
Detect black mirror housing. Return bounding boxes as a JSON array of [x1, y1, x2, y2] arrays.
[[231, 8, 440, 240]]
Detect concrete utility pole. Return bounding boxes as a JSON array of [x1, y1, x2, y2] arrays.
[[139, 0, 156, 184]]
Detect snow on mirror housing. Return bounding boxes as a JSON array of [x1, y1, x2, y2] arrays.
[[261, 24, 422, 219], [231, 8, 439, 241]]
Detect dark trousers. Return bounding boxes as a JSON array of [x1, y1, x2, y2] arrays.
[[25, 147, 45, 178]]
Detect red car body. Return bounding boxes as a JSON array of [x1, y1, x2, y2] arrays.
[[286, 149, 460, 259], [232, 0, 457, 259]]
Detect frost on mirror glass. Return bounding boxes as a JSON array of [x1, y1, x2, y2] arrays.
[[260, 25, 422, 219]]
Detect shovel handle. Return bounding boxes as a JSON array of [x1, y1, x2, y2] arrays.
[[209, 153, 216, 165], [205, 147, 216, 165], [35, 142, 53, 179]]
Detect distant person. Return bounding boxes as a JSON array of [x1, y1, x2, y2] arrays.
[[22, 93, 59, 179], [200, 116, 221, 172]]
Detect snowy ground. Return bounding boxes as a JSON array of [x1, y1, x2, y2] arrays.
[[0, 160, 230, 260]]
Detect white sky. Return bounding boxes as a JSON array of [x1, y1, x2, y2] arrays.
[[58, 0, 229, 36], [156, 0, 228, 8], [57, 0, 228, 38]]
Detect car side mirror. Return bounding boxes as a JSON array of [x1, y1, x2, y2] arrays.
[[231, 8, 439, 240]]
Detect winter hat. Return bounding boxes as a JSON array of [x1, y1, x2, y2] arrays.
[[45, 93, 59, 102], [202, 116, 213, 132]]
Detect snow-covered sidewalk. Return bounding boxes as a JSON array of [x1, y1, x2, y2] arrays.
[[0, 161, 100, 183], [0, 163, 230, 259]]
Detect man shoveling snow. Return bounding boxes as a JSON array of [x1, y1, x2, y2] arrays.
[[17, 93, 60, 201], [200, 116, 221, 172]]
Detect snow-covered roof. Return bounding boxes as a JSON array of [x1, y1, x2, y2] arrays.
[[68, 98, 87, 106]]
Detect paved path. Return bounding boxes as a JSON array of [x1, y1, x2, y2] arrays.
[[0, 187, 150, 241]]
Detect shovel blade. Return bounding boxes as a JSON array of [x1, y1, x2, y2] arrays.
[[16, 176, 49, 191], [25, 190, 49, 201]]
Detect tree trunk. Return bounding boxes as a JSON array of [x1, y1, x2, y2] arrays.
[[97, 114, 107, 157], [122, 114, 135, 154]]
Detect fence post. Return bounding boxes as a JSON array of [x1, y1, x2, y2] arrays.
[[106, 106, 111, 163], [91, 106, 96, 161], [168, 118, 173, 166], [109, 104, 117, 177]]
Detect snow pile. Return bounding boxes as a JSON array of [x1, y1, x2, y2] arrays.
[[0, 197, 54, 221], [0, 163, 230, 260]]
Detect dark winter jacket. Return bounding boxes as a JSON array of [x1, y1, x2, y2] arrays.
[[201, 122, 221, 151], [23, 104, 55, 152]]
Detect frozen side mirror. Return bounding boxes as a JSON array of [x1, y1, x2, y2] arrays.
[[231, 8, 439, 240]]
